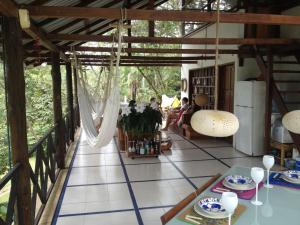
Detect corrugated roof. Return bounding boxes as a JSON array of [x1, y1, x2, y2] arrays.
[[17, 0, 167, 54]]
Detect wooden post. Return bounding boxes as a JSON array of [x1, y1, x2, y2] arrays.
[[181, 0, 186, 36], [51, 52, 65, 168], [3, 16, 33, 225], [148, 0, 155, 37], [127, 20, 132, 56], [264, 50, 273, 153], [73, 66, 80, 127], [66, 62, 74, 141]]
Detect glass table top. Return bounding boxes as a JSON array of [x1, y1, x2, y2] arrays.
[[166, 166, 300, 225]]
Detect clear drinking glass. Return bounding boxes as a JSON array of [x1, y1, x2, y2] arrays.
[[263, 155, 275, 188], [251, 167, 264, 206], [221, 192, 238, 225]]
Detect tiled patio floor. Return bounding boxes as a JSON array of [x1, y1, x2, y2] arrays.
[[52, 131, 281, 225]]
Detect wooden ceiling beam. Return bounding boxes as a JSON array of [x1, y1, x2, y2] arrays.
[[0, 0, 68, 61], [0, 0, 18, 17], [44, 34, 300, 45], [24, 6, 300, 25], [58, 63, 182, 67], [60, 46, 241, 54], [26, 53, 215, 61], [57, 0, 168, 48], [148, 0, 155, 37], [44, 59, 198, 64]]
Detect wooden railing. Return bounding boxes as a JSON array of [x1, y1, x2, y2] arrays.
[[0, 106, 80, 225], [28, 125, 58, 224], [0, 163, 20, 225]]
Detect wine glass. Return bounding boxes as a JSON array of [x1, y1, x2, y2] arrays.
[[221, 192, 238, 225], [251, 167, 264, 206], [263, 155, 274, 188]]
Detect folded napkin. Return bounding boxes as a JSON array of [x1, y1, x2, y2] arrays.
[[269, 172, 300, 190], [210, 178, 263, 200]]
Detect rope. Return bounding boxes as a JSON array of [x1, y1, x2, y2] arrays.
[[214, 0, 220, 110]]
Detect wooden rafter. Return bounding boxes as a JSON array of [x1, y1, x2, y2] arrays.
[[45, 59, 198, 64], [58, 63, 183, 67], [56, 0, 168, 49], [61, 46, 241, 54], [36, 0, 111, 27], [148, 0, 155, 37], [0, 0, 18, 17], [26, 53, 215, 61], [0, 0, 68, 61], [43, 34, 300, 45], [25, 6, 300, 25], [29, 0, 52, 6]]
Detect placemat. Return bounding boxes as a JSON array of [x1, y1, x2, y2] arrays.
[[210, 178, 263, 200], [177, 202, 246, 225], [269, 172, 300, 190]]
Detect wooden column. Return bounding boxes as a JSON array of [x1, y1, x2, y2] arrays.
[[264, 51, 273, 153], [73, 66, 80, 127], [66, 62, 74, 141], [127, 20, 132, 56], [148, 0, 155, 37], [51, 52, 65, 168], [3, 16, 33, 225], [181, 0, 186, 36], [124, 0, 132, 56]]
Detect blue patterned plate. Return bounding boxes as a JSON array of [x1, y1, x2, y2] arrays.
[[223, 175, 255, 191], [194, 197, 227, 219], [283, 170, 300, 184]]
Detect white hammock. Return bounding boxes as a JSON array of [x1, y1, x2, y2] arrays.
[[75, 23, 122, 148]]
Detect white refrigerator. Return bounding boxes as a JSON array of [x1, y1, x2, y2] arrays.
[[234, 81, 266, 156]]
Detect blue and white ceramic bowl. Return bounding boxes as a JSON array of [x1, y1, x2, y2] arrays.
[[194, 197, 227, 219], [223, 175, 255, 191], [283, 170, 300, 184]]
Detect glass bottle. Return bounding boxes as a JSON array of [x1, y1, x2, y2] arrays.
[[140, 141, 145, 155]]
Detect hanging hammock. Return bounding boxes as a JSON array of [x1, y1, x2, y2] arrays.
[[74, 21, 123, 147]]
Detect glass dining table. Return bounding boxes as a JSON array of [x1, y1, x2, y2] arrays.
[[166, 166, 300, 225]]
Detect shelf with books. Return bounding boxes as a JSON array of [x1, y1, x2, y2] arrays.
[[189, 67, 215, 110]]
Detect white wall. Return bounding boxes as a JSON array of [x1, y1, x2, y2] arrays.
[[181, 22, 260, 100], [181, 5, 300, 111]]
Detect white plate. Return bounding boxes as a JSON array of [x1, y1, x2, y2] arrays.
[[282, 170, 300, 184], [193, 198, 227, 219], [223, 175, 255, 191]]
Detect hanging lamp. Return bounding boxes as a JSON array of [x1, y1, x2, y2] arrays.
[[191, 110, 239, 137], [190, 0, 239, 137], [282, 110, 300, 134]]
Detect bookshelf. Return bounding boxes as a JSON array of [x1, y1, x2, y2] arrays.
[[188, 67, 215, 109]]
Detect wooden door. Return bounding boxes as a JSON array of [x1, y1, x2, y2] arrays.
[[218, 64, 235, 113], [218, 64, 235, 143]]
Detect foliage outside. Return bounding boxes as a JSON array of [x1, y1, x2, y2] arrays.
[[0, 0, 181, 219]]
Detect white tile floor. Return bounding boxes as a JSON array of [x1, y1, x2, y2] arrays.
[[53, 131, 276, 225]]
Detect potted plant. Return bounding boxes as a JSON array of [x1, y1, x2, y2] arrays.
[[119, 100, 163, 138]]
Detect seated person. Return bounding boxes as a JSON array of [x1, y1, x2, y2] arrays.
[[161, 97, 189, 131]]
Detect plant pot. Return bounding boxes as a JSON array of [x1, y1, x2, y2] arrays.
[[117, 127, 125, 151]]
